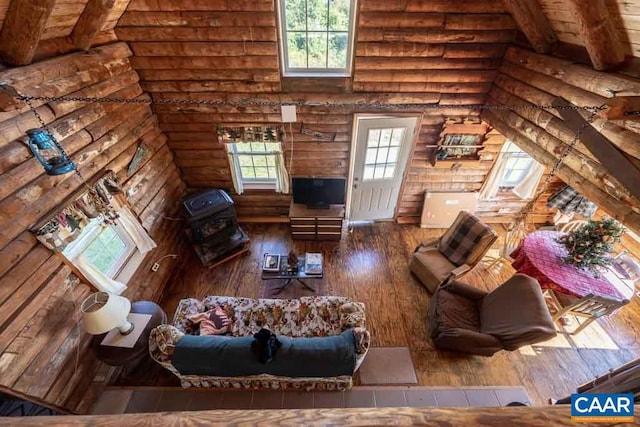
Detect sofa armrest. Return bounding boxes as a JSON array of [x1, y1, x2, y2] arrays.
[[172, 298, 204, 333], [443, 280, 489, 300], [149, 324, 185, 364], [433, 328, 502, 357], [449, 264, 472, 278], [352, 327, 370, 372], [414, 237, 440, 253]]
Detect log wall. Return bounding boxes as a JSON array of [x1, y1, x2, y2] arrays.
[[116, 0, 515, 219], [484, 45, 640, 234], [537, 0, 640, 57], [0, 42, 186, 414]]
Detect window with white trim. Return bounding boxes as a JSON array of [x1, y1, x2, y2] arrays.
[[229, 142, 281, 187], [499, 141, 535, 188], [277, 0, 357, 76], [63, 217, 140, 281]]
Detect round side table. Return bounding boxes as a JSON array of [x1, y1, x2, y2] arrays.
[[92, 301, 167, 371]]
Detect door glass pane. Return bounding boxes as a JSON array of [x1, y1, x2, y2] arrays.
[[379, 129, 392, 147], [363, 165, 375, 180], [376, 147, 389, 164], [387, 147, 399, 163], [390, 128, 404, 146], [384, 164, 396, 178], [362, 126, 404, 181], [365, 148, 377, 164], [367, 129, 381, 147]]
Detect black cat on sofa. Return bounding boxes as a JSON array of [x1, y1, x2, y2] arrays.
[[252, 328, 282, 364]]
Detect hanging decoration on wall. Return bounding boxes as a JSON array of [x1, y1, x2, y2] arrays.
[[217, 126, 283, 143], [26, 128, 76, 176], [32, 172, 123, 252], [127, 143, 149, 177], [300, 123, 336, 141]]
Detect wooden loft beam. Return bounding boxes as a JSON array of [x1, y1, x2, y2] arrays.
[[70, 0, 117, 51], [0, 0, 55, 65], [599, 96, 640, 120], [503, 0, 557, 54], [553, 96, 640, 203], [564, 0, 625, 71]]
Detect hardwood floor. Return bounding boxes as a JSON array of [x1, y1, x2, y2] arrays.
[[153, 222, 640, 405]]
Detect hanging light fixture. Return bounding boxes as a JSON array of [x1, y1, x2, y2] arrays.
[[26, 128, 77, 175]]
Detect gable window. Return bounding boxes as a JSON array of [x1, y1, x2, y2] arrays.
[[479, 141, 545, 200], [277, 0, 357, 76], [499, 143, 536, 189]]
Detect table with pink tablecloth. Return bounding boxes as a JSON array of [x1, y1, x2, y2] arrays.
[[510, 230, 633, 301]]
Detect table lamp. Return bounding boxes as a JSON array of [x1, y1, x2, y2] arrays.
[[81, 292, 135, 335]]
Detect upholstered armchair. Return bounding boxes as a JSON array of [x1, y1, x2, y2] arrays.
[[428, 274, 557, 357], [409, 211, 498, 293]]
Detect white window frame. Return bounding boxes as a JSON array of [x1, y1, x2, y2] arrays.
[[63, 217, 139, 281], [277, 0, 358, 77], [229, 142, 281, 190], [498, 142, 535, 189]]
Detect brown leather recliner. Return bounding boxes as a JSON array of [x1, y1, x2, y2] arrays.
[[409, 211, 498, 294], [428, 274, 557, 357]]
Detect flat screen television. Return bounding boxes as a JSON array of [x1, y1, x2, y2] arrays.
[[292, 178, 346, 209]]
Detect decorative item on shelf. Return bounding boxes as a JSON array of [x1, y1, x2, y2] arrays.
[[263, 254, 281, 272], [558, 217, 625, 275], [287, 251, 299, 273], [217, 125, 284, 143], [81, 292, 135, 335], [26, 128, 76, 175]]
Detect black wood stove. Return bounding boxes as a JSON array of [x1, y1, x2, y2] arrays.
[[182, 189, 249, 267]]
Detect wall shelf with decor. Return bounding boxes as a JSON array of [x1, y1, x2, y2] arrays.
[[427, 122, 489, 164]]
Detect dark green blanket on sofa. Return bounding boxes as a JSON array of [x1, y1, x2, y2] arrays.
[[172, 330, 356, 377]]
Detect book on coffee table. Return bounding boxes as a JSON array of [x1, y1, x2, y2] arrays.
[[305, 252, 323, 275]]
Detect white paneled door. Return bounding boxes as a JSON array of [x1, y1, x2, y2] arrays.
[[349, 116, 418, 221]]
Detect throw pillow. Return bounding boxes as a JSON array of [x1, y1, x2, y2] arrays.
[[187, 306, 232, 336]]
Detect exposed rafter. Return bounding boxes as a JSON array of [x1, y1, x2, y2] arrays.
[[70, 0, 117, 51], [563, 0, 626, 71], [553, 97, 640, 203], [503, 0, 557, 54], [0, 0, 55, 65]]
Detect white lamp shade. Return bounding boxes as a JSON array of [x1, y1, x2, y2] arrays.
[[81, 292, 131, 335]]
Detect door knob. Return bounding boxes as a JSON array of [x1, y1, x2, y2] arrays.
[[353, 184, 358, 189]]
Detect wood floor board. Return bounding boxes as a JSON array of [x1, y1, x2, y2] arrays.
[[115, 222, 640, 405]]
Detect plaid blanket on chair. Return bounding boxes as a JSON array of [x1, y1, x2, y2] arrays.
[[439, 212, 492, 266]]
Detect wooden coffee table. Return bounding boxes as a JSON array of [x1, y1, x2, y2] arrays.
[[261, 255, 322, 293], [91, 301, 167, 372]]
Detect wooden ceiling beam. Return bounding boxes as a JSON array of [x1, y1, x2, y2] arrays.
[[0, 0, 55, 66], [70, 0, 118, 51], [553, 96, 640, 203], [502, 0, 557, 54], [563, 0, 626, 71]]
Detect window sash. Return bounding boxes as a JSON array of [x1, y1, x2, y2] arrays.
[[499, 153, 534, 188], [64, 218, 136, 279], [278, 0, 357, 76], [230, 143, 281, 184]]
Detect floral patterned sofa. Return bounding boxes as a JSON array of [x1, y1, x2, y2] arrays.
[[149, 296, 370, 390]]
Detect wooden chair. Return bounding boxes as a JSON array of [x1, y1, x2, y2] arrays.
[[612, 251, 640, 296], [486, 226, 524, 268], [559, 220, 588, 233], [544, 290, 628, 335]]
